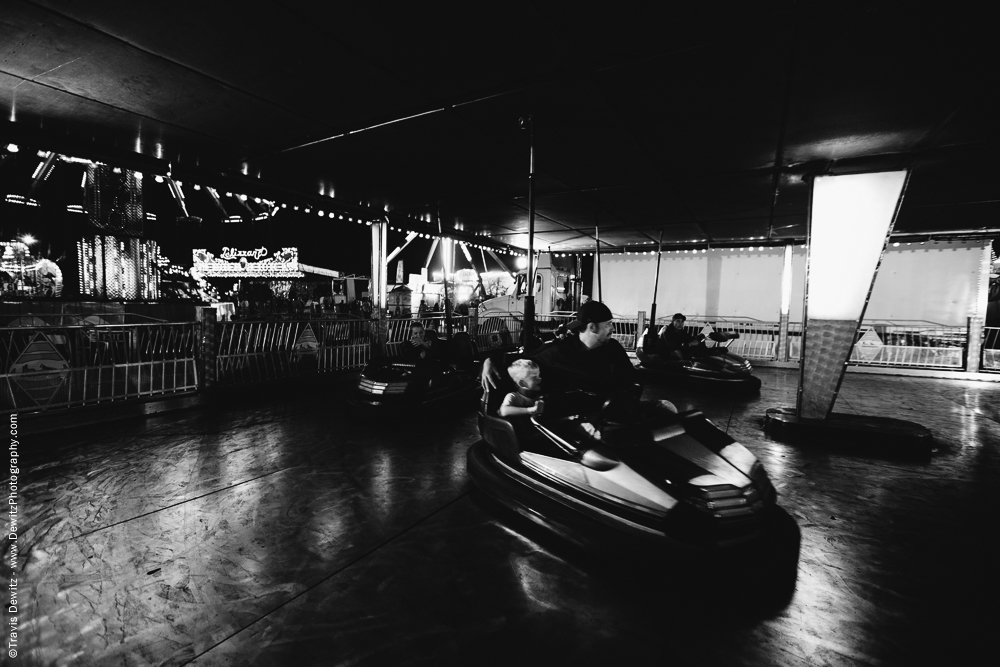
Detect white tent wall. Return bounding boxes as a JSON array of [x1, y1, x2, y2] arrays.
[[593, 240, 988, 326], [864, 240, 989, 325], [596, 249, 801, 323]]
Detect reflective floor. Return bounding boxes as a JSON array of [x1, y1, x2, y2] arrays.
[[13, 367, 999, 666]]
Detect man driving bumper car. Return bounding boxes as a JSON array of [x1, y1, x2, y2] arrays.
[[658, 313, 705, 361], [473, 302, 780, 554], [482, 300, 673, 423]]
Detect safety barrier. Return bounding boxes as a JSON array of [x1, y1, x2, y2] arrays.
[[848, 323, 966, 369], [979, 328, 1000, 371], [610, 319, 639, 351], [1, 322, 199, 413], [215, 318, 371, 385], [649, 317, 780, 361], [476, 316, 524, 353], [647, 316, 970, 368], [384, 315, 472, 357], [4, 311, 988, 416]]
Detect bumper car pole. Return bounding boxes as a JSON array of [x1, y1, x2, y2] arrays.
[[643, 231, 664, 352], [521, 114, 537, 351]]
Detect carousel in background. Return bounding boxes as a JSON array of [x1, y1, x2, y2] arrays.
[[1, 237, 64, 298]]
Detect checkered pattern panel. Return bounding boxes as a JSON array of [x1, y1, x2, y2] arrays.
[[800, 318, 858, 420]]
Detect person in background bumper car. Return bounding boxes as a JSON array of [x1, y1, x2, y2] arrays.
[[402, 321, 443, 391], [658, 312, 704, 361]]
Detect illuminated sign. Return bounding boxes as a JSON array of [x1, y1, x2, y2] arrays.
[[192, 247, 303, 278], [220, 247, 269, 261]]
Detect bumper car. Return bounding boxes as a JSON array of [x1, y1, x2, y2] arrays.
[[636, 327, 762, 391], [349, 331, 482, 411], [470, 384, 779, 554]]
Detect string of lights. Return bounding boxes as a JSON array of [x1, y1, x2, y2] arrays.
[[1, 145, 531, 257]]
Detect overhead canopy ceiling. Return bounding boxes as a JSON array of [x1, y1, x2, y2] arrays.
[[1, 0, 998, 254]]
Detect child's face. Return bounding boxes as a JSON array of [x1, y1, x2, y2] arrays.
[[520, 373, 542, 392]]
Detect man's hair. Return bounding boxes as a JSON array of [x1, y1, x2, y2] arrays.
[[508, 359, 540, 385], [410, 321, 425, 330]]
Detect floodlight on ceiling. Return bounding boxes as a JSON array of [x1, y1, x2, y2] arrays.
[[5, 144, 18, 153]]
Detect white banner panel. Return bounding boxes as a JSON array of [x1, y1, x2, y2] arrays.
[[806, 171, 908, 321], [595, 242, 983, 325], [596, 249, 803, 321], [868, 240, 988, 325]]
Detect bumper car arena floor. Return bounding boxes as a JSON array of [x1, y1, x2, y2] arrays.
[[15, 367, 999, 666]]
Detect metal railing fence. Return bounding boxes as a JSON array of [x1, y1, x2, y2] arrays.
[[646, 316, 970, 368], [610, 318, 639, 351], [479, 315, 522, 352], [848, 323, 966, 369], [979, 328, 1000, 371], [384, 315, 472, 357], [5, 311, 990, 416], [215, 318, 371, 385], [648, 316, 781, 361], [1, 322, 198, 413]]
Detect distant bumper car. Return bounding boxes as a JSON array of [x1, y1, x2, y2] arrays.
[[349, 331, 482, 411], [469, 384, 779, 553], [636, 328, 762, 391]]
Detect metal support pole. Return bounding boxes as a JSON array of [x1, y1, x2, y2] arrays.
[[521, 114, 536, 349], [371, 220, 388, 357], [595, 223, 602, 302]]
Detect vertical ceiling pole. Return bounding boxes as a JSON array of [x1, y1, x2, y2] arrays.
[[643, 230, 664, 350], [439, 202, 453, 338], [371, 217, 388, 312], [521, 114, 536, 348], [595, 218, 602, 302], [766, 33, 798, 241]]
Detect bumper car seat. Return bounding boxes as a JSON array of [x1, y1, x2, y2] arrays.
[[479, 382, 524, 464]]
